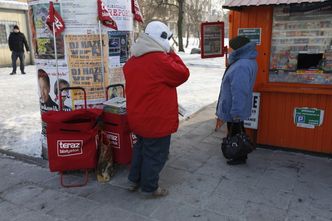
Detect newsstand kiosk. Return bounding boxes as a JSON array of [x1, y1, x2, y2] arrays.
[[223, 0, 332, 154]]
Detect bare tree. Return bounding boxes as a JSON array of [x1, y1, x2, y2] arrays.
[[185, 0, 205, 48], [139, 0, 221, 51], [139, 0, 185, 52], [177, 0, 185, 51]]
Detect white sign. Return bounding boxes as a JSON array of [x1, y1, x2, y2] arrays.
[[60, 0, 133, 34], [105, 0, 133, 31], [57, 140, 83, 157], [244, 92, 260, 129], [61, 0, 99, 34]]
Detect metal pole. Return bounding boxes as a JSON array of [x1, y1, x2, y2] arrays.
[[52, 22, 61, 110], [98, 20, 106, 100], [225, 46, 228, 67], [25, 11, 34, 65]]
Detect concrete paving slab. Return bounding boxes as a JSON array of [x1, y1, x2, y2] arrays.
[[12, 210, 63, 221], [242, 201, 288, 221], [0, 201, 31, 221], [1, 183, 44, 206], [46, 196, 101, 221]]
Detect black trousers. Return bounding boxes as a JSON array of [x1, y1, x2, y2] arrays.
[[227, 121, 245, 136], [11, 51, 25, 73], [128, 135, 171, 192]]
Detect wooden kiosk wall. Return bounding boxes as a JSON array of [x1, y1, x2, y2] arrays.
[[229, 6, 332, 154]]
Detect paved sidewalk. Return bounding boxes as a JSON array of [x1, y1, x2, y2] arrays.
[[1, 104, 332, 221]]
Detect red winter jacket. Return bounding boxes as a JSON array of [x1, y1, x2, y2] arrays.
[[123, 33, 189, 138]]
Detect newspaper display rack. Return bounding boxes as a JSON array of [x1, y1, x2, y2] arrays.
[[42, 87, 102, 188], [102, 84, 135, 165]]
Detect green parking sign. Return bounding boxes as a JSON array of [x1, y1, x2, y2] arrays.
[[294, 108, 324, 128]]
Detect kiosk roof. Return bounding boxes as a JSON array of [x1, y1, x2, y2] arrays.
[[223, 0, 330, 9]]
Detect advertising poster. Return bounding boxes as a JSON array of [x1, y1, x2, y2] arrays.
[[106, 86, 125, 99], [61, 0, 133, 33], [61, 0, 99, 34], [108, 67, 125, 84], [201, 22, 225, 58], [204, 26, 221, 54], [107, 68, 125, 99], [108, 31, 131, 67], [65, 34, 109, 105], [28, 1, 65, 59], [36, 65, 71, 157], [105, 0, 133, 31], [37, 65, 71, 113]]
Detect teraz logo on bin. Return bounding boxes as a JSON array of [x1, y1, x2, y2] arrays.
[[57, 140, 83, 157], [106, 132, 120, 148], [130, 133, 137, 147]]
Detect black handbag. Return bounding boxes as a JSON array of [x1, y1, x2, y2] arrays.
[[221, 125, 255, 159]]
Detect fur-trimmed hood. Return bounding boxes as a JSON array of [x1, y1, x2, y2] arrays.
[[131, 33, 166, 57]]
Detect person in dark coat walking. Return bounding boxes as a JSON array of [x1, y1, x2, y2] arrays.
[[8, 25, 30, 75]]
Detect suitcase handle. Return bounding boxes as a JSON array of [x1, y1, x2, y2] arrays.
[[59, 86, 87, 111], [106, 84, 125, 100]]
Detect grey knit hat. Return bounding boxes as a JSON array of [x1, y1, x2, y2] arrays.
[[229, 36, 250, 50]]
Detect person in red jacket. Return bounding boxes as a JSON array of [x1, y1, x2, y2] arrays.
[[124, 21, 189, 197]]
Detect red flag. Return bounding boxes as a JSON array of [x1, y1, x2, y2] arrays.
[[132, 0, 143, 23], [97, 0, 118, 30], [46, 1, 65, 36]]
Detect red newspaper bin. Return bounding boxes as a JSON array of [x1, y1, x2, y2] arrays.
[[42, 87, 102, 187], [103, 84, 135, 164]]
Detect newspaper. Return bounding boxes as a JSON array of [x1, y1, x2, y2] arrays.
[[103, 97, 126, 114], [178, 104, 188, 117]]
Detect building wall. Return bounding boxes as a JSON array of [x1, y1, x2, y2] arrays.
[[229, 6, 273, 88], [258, 91, 332, 153], [0, 3, 32, 67]]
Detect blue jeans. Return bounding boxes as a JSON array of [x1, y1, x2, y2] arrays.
[[11, 51, 25, 73], [128, 135, 171, 193]]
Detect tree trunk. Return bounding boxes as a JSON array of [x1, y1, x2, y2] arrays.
[[185, 25, 190, 48], [171, 36, 179, 46], [198, 31, 201, 48], [177, 0, 185, 52]]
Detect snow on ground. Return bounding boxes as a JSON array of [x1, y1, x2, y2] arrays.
[[0, 65, 42, 157], [176, 38, 227, 116], [178, 54, 225, 116], [0, 53, 225, 157]]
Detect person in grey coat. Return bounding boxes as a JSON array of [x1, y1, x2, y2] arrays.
[[215, 36, 258, 165]]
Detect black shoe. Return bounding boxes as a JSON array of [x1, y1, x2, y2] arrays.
[[21, 72, 26, 75], [10, 72, 16, 75], [127, 180, 140, 192], [227, 158, 247, 165]]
